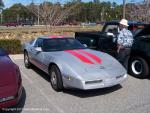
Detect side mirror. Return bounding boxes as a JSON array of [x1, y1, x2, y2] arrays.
[[83, 44, 88, 48], [35, 47, 42, 52], [106, 32, 115, 37]]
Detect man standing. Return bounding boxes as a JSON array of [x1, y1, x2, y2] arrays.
[[117, 19, 133, 69]]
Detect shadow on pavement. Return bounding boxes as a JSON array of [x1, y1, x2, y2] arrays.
[[1, 87, 26, 113], [31, 65, 50, 82], [62, 84, 122, 98]]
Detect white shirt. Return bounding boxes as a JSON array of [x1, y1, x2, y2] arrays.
[[117, 28, 133, 47]]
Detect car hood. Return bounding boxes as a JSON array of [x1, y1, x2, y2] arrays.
[[45, 49, 126, 80]]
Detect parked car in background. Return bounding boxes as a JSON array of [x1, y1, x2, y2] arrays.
[[19, 21, 33, 26], [75, 21, 149, 78], [24, 36, 127, 91], [0, 48, 22, 108], [129, 25, 150, 78], [81, 22, 97, 26], [3, 22, 18, 27]]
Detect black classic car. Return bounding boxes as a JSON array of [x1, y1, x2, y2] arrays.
[[75, 21, 150, 78]]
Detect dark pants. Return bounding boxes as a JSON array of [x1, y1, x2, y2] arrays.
[[117, 48, 131, 69]]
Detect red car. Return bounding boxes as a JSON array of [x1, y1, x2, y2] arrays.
[[0, 48, 22, 109], [4, 22, 18, 27]]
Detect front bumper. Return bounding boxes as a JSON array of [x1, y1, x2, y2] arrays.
[[0, 85, 23, 109], [63, 74, 128, 90]]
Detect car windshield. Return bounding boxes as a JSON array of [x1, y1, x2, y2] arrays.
[[43, 38, 86, 52]]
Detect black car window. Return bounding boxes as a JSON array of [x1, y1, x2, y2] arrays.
[[104, 25, 119, 36], [34, 38, 43, 47], [43, 39, 61, 51], [43, 38, 86, 52]]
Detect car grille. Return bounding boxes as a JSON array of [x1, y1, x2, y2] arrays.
[[85, 80, 103, 85]]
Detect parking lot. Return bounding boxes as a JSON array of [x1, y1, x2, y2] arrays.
[[2, 54, 150, 113]]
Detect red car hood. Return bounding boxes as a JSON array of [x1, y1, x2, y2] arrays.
[[0, 56, 18, 97]]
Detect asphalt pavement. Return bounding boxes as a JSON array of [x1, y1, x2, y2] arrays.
[[1, 54, 150, 113]]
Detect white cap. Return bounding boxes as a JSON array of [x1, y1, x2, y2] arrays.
[[119, 19, 129, 26]]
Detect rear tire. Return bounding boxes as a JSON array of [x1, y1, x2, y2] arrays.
[[129, 56, 149, 78], [49, 65, 63, 91], [24, 51, 31, 69]]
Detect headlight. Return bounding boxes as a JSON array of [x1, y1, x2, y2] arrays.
[[64, 76, 74, 81], [0, 96, 15, 103]]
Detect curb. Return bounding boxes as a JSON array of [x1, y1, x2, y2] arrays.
[[9, 54, 23, 60]]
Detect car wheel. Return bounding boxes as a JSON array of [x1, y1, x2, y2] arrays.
[[24, 51, 31, 69], [49, 65, 63, 91], [129, 56, 149, 78]]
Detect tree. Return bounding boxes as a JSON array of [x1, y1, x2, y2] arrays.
[[3, 3, 34, 23], [2, 1, 122, 25], [29, 1, 79, 31], [93, 0, 100, 3], [0, 0, 4, 24]]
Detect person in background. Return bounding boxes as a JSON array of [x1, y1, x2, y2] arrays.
[[117, 19, 133, 69]]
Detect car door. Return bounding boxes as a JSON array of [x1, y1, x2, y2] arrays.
[[32, 38, 45, 70], [98, 24, 119, 57]]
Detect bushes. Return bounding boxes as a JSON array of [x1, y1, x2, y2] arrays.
[[0, 39, 22, 54]]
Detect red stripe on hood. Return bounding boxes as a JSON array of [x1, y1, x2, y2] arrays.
[[77, 50, 102, 64], [49, 36, 64, 38], [58, 36, 64, 38], [49, 36, 58, 38], [65, 50, 94, 64]]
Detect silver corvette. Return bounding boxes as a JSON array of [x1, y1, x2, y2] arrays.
[[24, 36, 127, 91]]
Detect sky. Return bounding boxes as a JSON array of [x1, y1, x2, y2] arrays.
[[4, 0, 145, 8]]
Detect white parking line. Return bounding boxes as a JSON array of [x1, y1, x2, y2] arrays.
[[21, 69, 65, 113], [38, 88, 65, 113], [9, 54, 23, 60]]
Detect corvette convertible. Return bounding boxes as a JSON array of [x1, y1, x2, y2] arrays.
[[24, 36, 127, 91], [0, 48, 22, 108]]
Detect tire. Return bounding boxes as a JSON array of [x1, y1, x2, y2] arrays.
[[24, 51, 31, 69], [129, 56, 149, 78], [49, 65, 63, 91]]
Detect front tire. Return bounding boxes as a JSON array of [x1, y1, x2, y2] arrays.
[[49, 65, 63, 91], [129, 56, 149, 78], [24, 51, 31, 69]]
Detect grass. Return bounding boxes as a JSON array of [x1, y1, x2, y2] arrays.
[[0, 25, 103, 43], [0, 25, 102, 33]]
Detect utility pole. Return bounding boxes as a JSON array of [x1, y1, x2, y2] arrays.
[[0, 9, 2, 24], [123, 0, 126, 19], [1, 13, 2, 24], [101, 7, 105, 22]]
